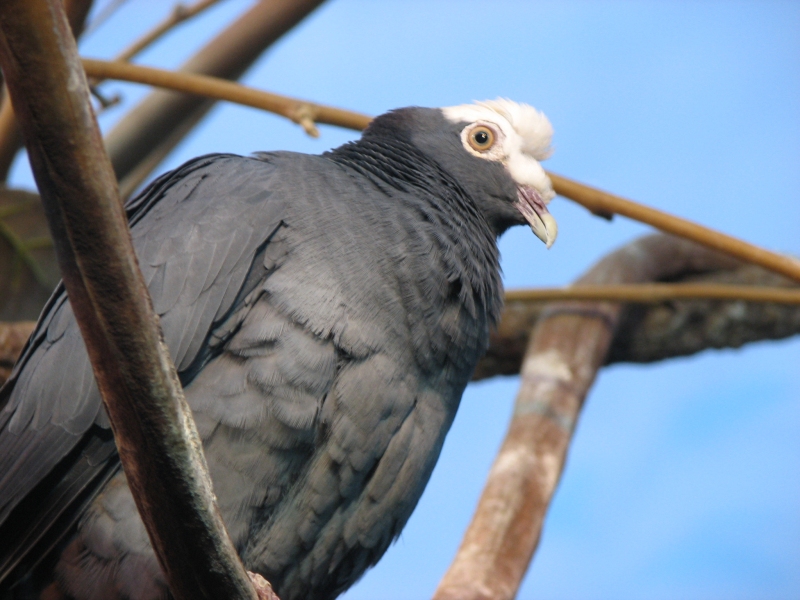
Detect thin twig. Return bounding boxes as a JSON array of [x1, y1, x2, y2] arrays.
[[82, 58, 370, 133], [548, 173, 800, 284], [101, 0, 328, 198], [505, 283, 800, 304], [115, 0, 223, 64], [80, 57, 799, 289]]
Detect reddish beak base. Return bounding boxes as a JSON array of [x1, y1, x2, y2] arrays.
[[514, 186, 558, 248]]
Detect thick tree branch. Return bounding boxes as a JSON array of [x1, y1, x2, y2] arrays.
[[435, 234, 760, 600], [0, 1, 258, 599], [607, 263, 800, 364], [103, 0, 328, 198]]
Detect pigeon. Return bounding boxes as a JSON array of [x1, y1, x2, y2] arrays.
[[0, 99, 557, 600]]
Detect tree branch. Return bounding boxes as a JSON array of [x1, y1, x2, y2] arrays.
[[102, 0, 328, 199], [114, 0, 224, 64], [84, 58, 800, 286], [504, 283, 800, 304], [548, 173, 800, 283], [474, 235, 800, 380], [0, 0, 94, 182], [434, 234, 770, 600], [84, 58, 369, 134], [0, 1, 258, 599]]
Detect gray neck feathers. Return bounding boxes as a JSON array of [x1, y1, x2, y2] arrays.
[[326, 136, 503, 327]]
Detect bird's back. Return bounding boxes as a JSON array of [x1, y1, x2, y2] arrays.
[[0, 147, 501, 600]]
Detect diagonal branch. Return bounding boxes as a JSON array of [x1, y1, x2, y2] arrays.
[[103, 0, 328, 199], [82, 58, 800, 286], [0, 1, 259, 599], [83, 58, 370, 133], [547, 173, 800, 284], [114, 0, 224, 64]]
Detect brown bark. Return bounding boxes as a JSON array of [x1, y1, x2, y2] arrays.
[[104, 0, 328, 198], [0, 0, 94, 182], [434, 234, 748, 600], [0, 1, 259, 599]]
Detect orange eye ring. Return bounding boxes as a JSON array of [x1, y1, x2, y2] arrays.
[[468, 125, 496, 152]]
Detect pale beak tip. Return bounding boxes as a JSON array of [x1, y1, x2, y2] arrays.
[[532, 212, 558, 249]]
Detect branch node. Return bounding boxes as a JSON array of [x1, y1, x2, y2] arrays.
[[291, 103, 320, 138]]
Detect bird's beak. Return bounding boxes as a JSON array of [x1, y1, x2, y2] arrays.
[[515, 185, 558, 248]]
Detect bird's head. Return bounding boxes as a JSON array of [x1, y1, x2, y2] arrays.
[[440, 99, 557, 247], [362, 99, 557, 247]]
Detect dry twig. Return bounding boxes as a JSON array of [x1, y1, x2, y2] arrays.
[[504, 283, 800, 304], [102, 0, 328, 199], [114, 0, 224, 64]]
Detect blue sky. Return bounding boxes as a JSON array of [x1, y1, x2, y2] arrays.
[[10, 1, 800, 598]]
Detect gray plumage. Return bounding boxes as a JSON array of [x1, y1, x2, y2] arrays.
[[0, 102, 557, 600]]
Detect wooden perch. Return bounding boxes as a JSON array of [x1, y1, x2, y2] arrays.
[[435, 233, 773, 600], [0, 1, 259, 599]]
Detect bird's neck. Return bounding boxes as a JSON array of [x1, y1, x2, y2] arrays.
[[326, 136, 504, 327]]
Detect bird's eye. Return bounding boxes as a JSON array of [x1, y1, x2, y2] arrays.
[[468, 126, 495, 152]]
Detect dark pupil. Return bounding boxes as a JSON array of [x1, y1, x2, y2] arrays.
[[474, 130, 489, 145]]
